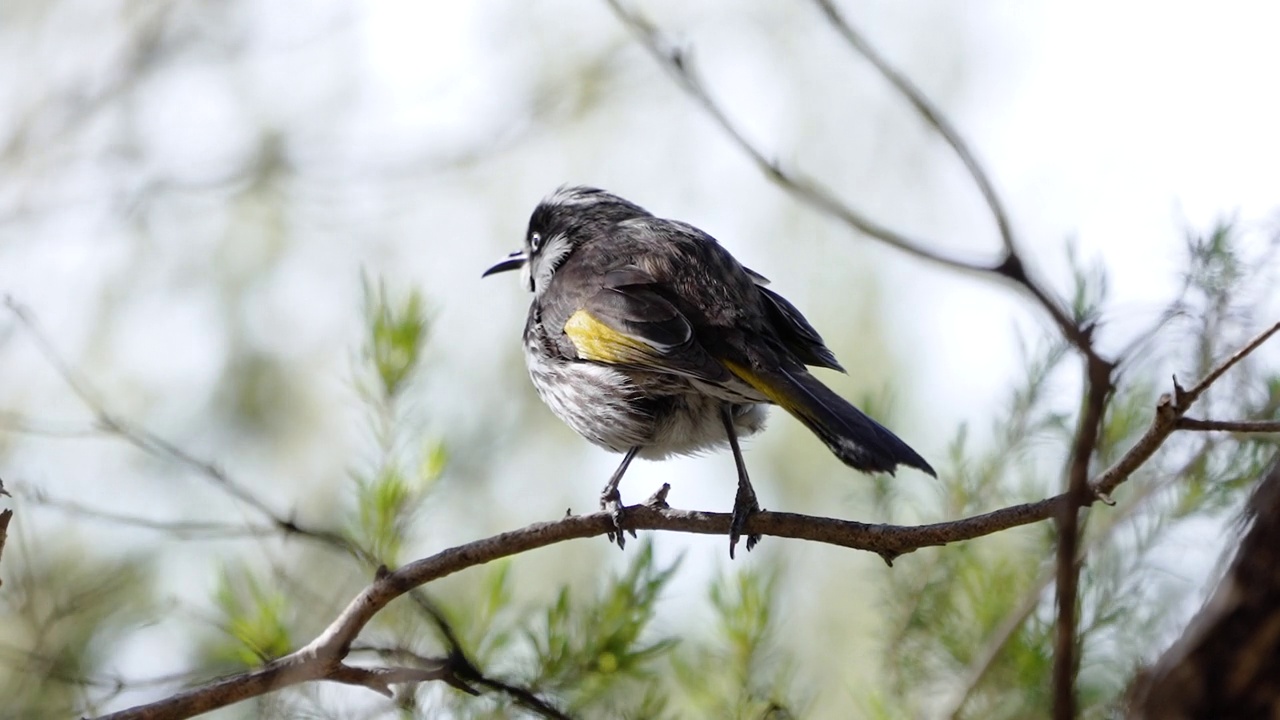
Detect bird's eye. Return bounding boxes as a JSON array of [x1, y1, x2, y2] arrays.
[[530, 232, 543, 251]]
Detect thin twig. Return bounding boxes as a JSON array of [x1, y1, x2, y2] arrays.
[[0, 411, 102, 437], [601, 0, 992, 273], [1177, 320, 1280, 409], [22, 491, 281, 540], [3, 297, 370, 561], [810, 0, 1015, 254], [1094, 321, 1280, 502]]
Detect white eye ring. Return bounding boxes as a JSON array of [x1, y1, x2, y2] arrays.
[[530, 232, 543, 251]]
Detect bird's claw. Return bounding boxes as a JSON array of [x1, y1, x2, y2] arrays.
[[600, 487, 627, 550], [728, 485, 762, 559]]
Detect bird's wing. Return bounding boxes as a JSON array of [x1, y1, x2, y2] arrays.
[[561, 268, 732, 383], [755, 285, 845, 372], [619, 216, 844, 373]]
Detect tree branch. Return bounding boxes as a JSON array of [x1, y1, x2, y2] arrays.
[[810, 0, 1016, 254], [93, 502, 1054, 719], [19, 490, 282, 540], [602, 0, 992, 273], [601, 0, 1107, 370], [1053, 348, 1114, 719], [1093, 321, 1280, 502], [1176, 418, 1280, 433], [67, 316, 1280, 717]]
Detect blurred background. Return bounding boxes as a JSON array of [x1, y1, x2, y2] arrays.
[[1, 0, 1278, 717]]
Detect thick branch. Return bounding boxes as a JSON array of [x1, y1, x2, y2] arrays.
[[94, 498, 1066, 719], [1054, 351, 1115, 719]]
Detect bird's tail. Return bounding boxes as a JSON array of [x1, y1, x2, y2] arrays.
[[725, 361, 935, 477]]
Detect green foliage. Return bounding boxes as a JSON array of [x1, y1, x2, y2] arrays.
[[1065, 239, 1110, 327], [207, 565, 294, 668], [431, 544, 802, 719], [350, 280, 446, 567], [528, 542, 681, 712], [353, 443, 446, 566], [363, 275, 431, 401], [673, 567, 801, 719]]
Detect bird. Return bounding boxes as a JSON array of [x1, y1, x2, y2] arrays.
[[483, 186, 935, 557]]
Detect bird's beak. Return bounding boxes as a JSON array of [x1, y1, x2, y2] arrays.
[[482, 250, 527, 277]]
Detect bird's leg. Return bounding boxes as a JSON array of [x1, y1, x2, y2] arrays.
[[601, 446, 640, 550], [721, 405, 762, 558]]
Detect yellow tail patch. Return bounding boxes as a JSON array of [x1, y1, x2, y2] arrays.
[[722, 359, 800, 413], [564, 310, 648, 364]]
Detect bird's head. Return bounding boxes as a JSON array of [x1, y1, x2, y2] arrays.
[[482, 186, 650, 297]]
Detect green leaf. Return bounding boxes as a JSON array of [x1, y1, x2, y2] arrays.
[[208, 565, 293, 668]]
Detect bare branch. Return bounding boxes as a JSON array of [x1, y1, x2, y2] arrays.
[[3, 297, 370, 562], [1095, 320, 1280, 501], [21, 490, 281, 540], [350, 643, 572, 718], [1176, 418, 1280, 433], [1177, 320, 1280, 409], [328, 663, 452, 697], [601, 0, 992, 273], [92, 502, 1060, 719], [1053, 351, 1114, 719], [811, 0, 1015, 254]]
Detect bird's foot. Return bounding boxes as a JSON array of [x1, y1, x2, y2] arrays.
[[728, 484, 763, 559], [600, 486, 631, 550]]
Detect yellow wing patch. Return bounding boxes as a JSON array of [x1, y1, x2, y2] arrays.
[[564, 309, 650, 364]]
